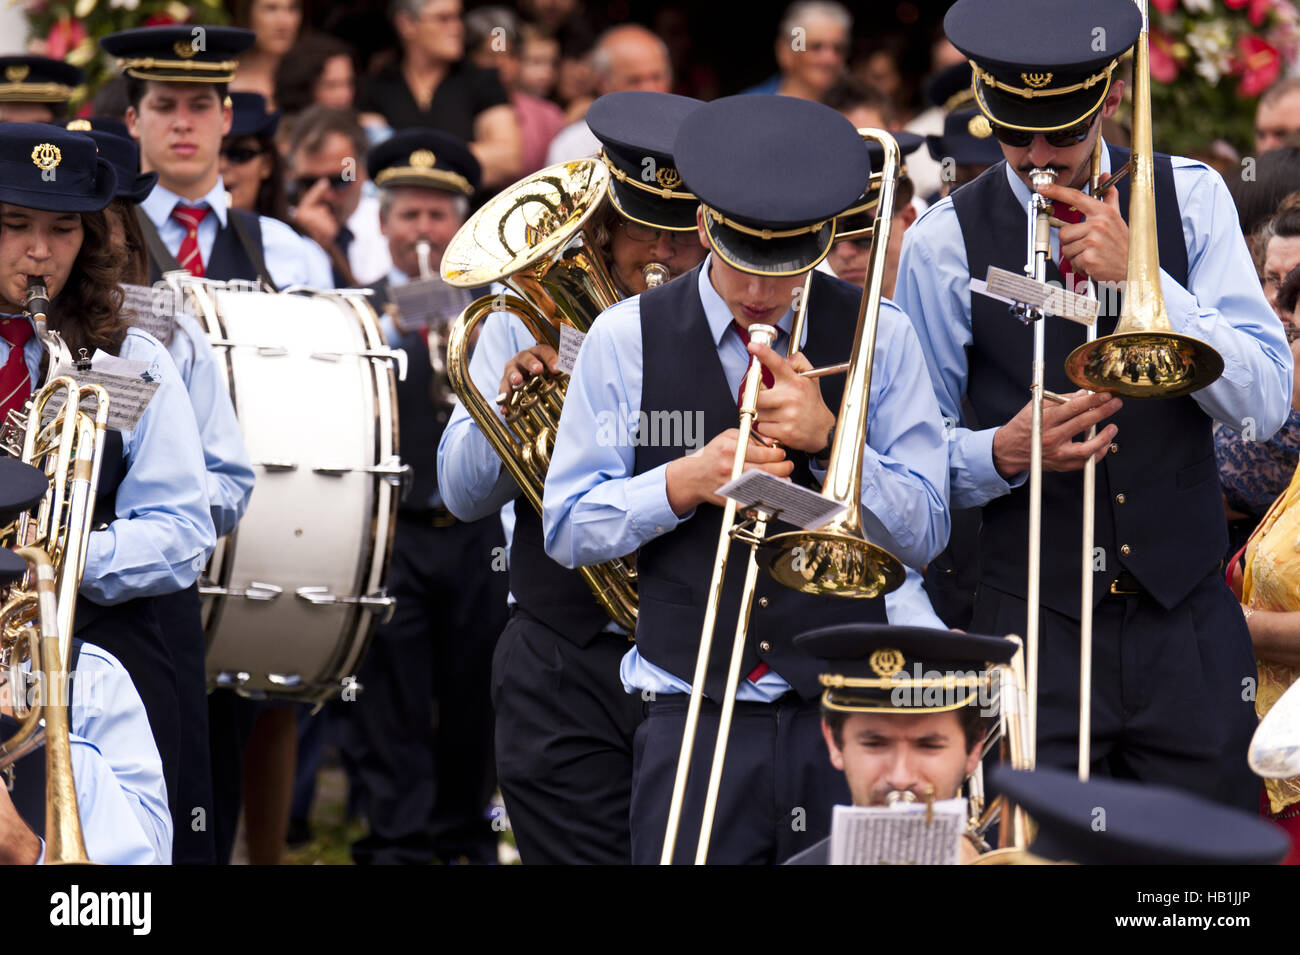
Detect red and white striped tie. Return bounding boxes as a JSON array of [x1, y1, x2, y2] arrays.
[[171, 203, 211, 277]]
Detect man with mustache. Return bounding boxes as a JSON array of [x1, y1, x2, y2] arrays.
[[894, 0, 1292, 811]]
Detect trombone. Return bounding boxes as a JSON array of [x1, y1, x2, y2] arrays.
[[661, 130, 906, 864]]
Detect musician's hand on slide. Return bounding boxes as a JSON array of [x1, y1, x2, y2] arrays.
[[992, 390, 1121, 479], [749, 343, 835, 453], [499, 345, 560, 398], [666, 428, 793, 515], [1039, 182, 1128, 286], [291, 177, 340, 249], [0, 780, 40, 865]]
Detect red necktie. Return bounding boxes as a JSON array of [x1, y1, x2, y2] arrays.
[[731, 320, 776, 408], [171, 203, 211, 277], [0, 317, 34, 425], [1051, 200, 1086, 295]]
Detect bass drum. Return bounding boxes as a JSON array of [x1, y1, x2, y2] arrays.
[[174, 277, 406, 704]]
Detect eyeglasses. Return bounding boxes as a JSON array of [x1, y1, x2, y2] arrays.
[[988, 113, 1097, 149], [221, 145, 263, 165], [618, 220, 699, 247], [291, 174, 354, 194]]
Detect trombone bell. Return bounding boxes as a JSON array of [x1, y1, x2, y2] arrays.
[[759, 529, 904, 598]]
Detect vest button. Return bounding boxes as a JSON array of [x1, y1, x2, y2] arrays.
[[759, 640, 772, 653], [1120, 544, 1132, 556], [757, 596, 769, 608], [1109, 442, 1119, 455], [1114, 492, 1126, 504]]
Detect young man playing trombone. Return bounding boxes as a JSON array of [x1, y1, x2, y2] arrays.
[[895, 0, 1292, 810], [542, 94, 950, 864]]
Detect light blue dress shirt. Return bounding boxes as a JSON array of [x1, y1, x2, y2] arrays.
[[0, 322, 215, 602], [140, 180, 334, 290], [20, 640, 172, 865], [542, 255, 951, 699], [166, 311, 255, 538], [895, 144, 1295, 510]]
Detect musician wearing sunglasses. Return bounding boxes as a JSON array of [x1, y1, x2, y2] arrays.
[[542, 95, 949, 864], [437, 91, 709, 865], [784, 624, 1017, 865], [0, 125, 215, 860], [102, 25, 332, 291], [894, 0, 1292, 812], [219, 92, 289, 222]]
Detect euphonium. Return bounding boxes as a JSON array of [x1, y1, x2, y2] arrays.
[[441, 159, 647, 631], [1063, 0, 1223, 398]]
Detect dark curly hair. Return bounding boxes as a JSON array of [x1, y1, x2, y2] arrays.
[[47, 210, 128, 358]]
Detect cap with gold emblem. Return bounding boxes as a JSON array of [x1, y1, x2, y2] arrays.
[[945, 0, 1142, 133], [834, 131, 924, 240], [0, 56, 84, 105], [924, 62, 974, 114], [925, 108, 1005, 168], [63, 120, 157, 204], [100, 25, 255, 84], [674, 95, 869, 276], [366, 128, 480, 197], [64, 115, 130, 140], [794, 624, 1018, 714], [0, 123, 116, 212], [586, 90, 702, 232]]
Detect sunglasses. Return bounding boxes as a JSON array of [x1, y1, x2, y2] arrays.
[[988, 113, 1097, 149], [221, 145, 264, 165], [291, 174, 353, 195]]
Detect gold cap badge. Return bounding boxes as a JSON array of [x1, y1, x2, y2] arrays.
[[869, 648, 905, 678], [968, 114, 992, 139], [5, 65, 30, 83], [409, 149, 436, 169], [655, 166, 681, 189], [31, 143, 61, 171], [1021, 72, 1053, 90], [173, 40, 199, 60], [66, 118, 92, 132]]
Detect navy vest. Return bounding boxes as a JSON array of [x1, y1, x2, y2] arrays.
[[145, 209, 265, 285], [633, 265, 886, 701], [3, 639, 84, 843], [951, 146, 1223, 616], [370, 278, 448, 512]]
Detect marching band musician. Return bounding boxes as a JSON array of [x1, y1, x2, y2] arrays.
[[894, 0, 1293, 810], [437, 90, 709, 865], [0, 56, 82, 125], [350, 129, 509, 865], [98, 24, 324, 863], [101, 25, 332, 291], [1, 459, 173, 865], [542, 94, 951, 864], [784, 623, 1017, 865], [0, 123, 215, 858], [63, 117, 254, 865]]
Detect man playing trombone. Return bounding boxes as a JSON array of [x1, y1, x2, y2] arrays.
[[542, 94, 950, 864], [895, 0, 1293, 810]]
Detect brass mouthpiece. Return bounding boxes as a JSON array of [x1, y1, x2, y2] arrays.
[[642, 262, 669, 288], [23, 279, 49, 339]]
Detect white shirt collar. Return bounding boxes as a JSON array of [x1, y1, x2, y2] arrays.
[[141, 178, 232, 230]]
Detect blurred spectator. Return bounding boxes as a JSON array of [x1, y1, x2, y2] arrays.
[[823, 76, 894, 130], [285, 106, 392, 287], [466, 6, 567, 176], [1230, 143, 1300, 266], [545, 25, 671, 165], [356, 0, 522, 189], [276, 34, 358, 116], [221, 92, 291, 222], [903, 52, 972, 202], [517, 23, 560, 100], [1257, 78, 1300, 154], [654, 6, 721, 102], [1216, 193, 1300, 562], [742, 1, 849, 100], [231, 0, 305, 106], [853, 35, 914, 127], [519, 0, 582, 33]]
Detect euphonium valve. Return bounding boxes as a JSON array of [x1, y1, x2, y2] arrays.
[[1063, 10, 1222, 398]]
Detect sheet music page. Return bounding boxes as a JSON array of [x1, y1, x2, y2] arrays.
[[556, 323, 585, 375], [120, 282, 183, 345], [389, 276, 471, 331], [717, 470, 847, 529], [829, 798, 967, 865], [46, 350, 161, 431]]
